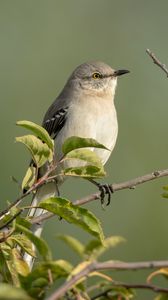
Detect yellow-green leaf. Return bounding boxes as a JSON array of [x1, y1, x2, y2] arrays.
[[84, 236, 125, 259], [16, 224, 52, 261], [66, 148, 103, 167], [21, 166, 36, 191], [64, 165, 106, 178], [16, 120, 54, 150], [0, 283, 33, 300], [39, 197, 104, 243], [10, 234, 36, 257], [147, 268, 168, 283], [2, 246, 20, 286], [20, 260, 73, 299], [57, 234, 84, 258], [62, 136, 109, 155], [16, 135, 52, 167], [11, 248, 30, 276]]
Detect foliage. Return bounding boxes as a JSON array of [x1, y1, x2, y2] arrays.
[[0, 120, 167, 299]]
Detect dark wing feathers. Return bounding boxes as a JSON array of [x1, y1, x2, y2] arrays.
[[43, 106, 68, 139]]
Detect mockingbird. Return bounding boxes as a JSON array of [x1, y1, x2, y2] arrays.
[[24, 61, 129, 267]]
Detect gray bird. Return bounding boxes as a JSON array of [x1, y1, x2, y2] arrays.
[[24, 61, 129, 267]]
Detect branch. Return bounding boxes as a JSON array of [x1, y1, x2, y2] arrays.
[[46, 260, 168, 300], [31, 168, 168, 225], [91, 282, 168, 300], [2, 167, 168, 226], [0, 163, 57, 220], [146, 49, 168, 77]]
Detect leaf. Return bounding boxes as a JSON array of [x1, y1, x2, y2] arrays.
[[39, 197, 104, 243], [21, 166, 36, 191], [0, 283, 33, 300], [16, 135, 52, 167], [84, 236, 125, 259], [16, 224, 52, 261], [147, 268, 168, 283], [88, 271, 113, 282], [105, 286, 135, 299], [11, 248, 30, 276], [20, 260, 72, 299], [163, 185, 168, 191], [66, 149, 103, 167], [155, 294, 168, 300], [57, 234, 84, 258], [68, 261, 91, 283], [16, 217, 32, 229], [162, 192, 168, 199], [16, 120, 54, 150], [62, 136, 109, 155], [64, 165, 106, 178], [10, 234, 36, 257], [1, 245, 20, 286]]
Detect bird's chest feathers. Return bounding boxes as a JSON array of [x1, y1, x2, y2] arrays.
[[65, 98, 118, 150]]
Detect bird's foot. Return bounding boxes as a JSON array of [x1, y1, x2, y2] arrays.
[[97, 183, 113, 206], [89, 179, 113, 206]]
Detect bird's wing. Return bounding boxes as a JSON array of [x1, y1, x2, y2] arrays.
[[42, 105, 68, 139]]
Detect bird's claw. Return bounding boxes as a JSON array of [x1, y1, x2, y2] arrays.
[[97, 183, 113, 206]]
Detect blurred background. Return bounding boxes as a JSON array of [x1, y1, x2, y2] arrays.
[[1, 0, 168, 298]]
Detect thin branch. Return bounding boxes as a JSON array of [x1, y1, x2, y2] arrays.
[[91, 282, 168, 300], [1, 167, 168, 226], [0, 209, 23, 230], [31, 168, 168, 225], [0, 163, 57, 220], [46, 260, 168, 300], [146, 49, 168, 77]]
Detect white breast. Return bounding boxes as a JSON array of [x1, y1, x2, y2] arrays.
[[55, 95, 118, 170]]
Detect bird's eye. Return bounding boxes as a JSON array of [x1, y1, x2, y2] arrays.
[[92, 72, 102, 79]]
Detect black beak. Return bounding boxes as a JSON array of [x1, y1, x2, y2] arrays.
[[113, 69, 130, 77]]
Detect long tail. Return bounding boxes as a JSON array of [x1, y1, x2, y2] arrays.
[[23, 182, 57, 269]]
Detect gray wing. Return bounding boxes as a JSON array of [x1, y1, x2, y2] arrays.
[[42, 97, 69, 139]]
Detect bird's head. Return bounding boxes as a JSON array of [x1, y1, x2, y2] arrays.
[[68, 61, 129, 97]]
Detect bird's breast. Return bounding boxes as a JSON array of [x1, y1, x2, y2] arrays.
[[55, 97, 118, 166]]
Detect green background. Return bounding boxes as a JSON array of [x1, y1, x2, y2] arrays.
[[1, 0, 168, 298]]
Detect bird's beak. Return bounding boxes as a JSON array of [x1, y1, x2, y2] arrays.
[[113, 69, 130, 77]]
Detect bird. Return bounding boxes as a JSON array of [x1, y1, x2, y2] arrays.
[[24, 61, 129, 267]]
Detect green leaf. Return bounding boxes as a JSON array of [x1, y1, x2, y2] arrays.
[[39, 197, 104, 243], [16, 224, 52, 261], [0, 283, 33, 300], [84, 236, 125, 259], [57, 234, 84, 258], [21, 166, 36, 191], [64, 165, 106, 178], [20, 260, 72, 299], [162, 192, 168, 199], [16, 120, 54, 150], [11, 248, 30, 276], [103, 286, 135, 299], [163, 185, 168, 191], [1, 245, 20, 286], [15, 217, 32, 229], [16, 135, 52, 167], [10, 234, 36, 257], [62, 136, 109, 155], [66, 148, 103, 167]]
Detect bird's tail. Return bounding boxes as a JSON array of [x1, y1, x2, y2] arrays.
[[23, 182, 57, 269]]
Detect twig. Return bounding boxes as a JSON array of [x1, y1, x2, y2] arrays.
[[0, 209, 23, 230], [46, 260, 168, 300], [0, 163, 57, 220], [91, 282, 168, 300], [31, 168, 168, 225], [146, 49, 168, 77], [1, 167, 168, 226]]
